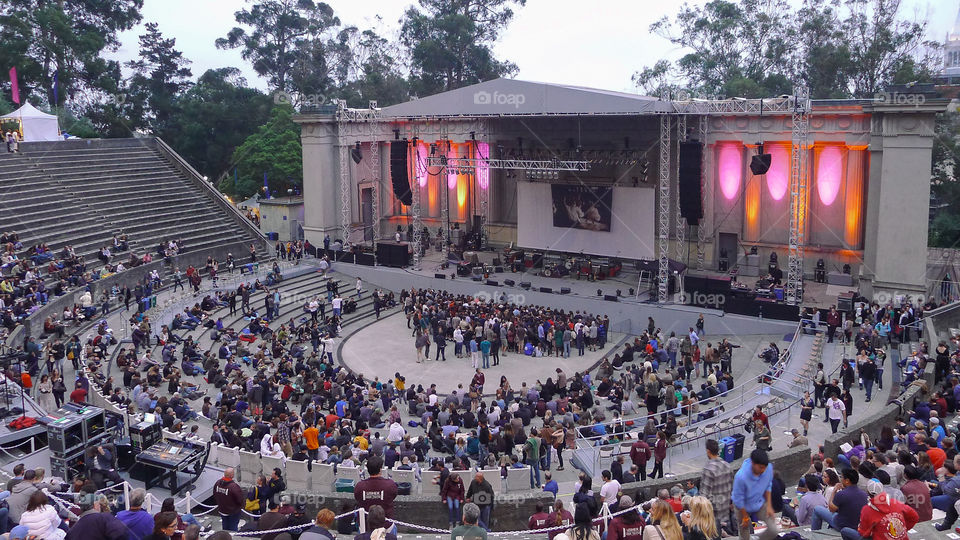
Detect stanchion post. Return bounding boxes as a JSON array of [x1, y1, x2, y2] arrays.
[[358, 508, 367, 534], [124, 482, 131, 510]]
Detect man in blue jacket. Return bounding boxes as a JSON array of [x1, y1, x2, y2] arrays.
[[731, 449, 779, 540]]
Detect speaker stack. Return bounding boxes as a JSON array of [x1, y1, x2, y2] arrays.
[[390, 141, 412, 205], [679, 141, 704, 224], [504, 279, 516, 287], [540, 287, 553, 294]]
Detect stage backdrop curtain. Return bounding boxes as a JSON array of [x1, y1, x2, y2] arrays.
[[516, 181, 655, 259]]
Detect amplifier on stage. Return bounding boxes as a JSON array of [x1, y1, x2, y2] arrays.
[[50, 447, 87, 480], [47, 415, 85, 456], [130, 420, 162, 453]]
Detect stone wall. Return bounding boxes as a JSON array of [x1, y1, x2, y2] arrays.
[[298, 489, 556, 532]]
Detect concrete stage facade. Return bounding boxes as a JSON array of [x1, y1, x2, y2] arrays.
[[296, 79, 948, 304]]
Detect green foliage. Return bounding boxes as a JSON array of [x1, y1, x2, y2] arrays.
[[126, 22, 193, 133], [638, 0, 939, 99], [930, 113, 960, 249], [401, 0, 524, 96], [0, 95, 12, 116], [162, 68, 274, 184], [223, 105, 302, 199], [216, 0, 340, 94], [53, 107, 99, 139], [0, 0, 143, 108]]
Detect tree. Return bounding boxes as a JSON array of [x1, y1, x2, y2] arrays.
[[631, 59, 686, 99], [330, 26, 409, 107], [646, 0, 796, 98], [126, 22, 193, 133], [639, 0, 940, 99], [929, 113, 960, 248], [841, 0, 935, 97], [219, 104, 301, 199], [163, 68, 274, 184], [0, 0, 142, 108], [400, 0, 524, 97], [216, 0, 340, 95]]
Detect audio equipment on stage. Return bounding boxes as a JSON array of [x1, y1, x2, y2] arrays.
[[435, 273, 446, 279], [520, 282, 531, 289], [390, 141, 412, 205], [134, 439, 208, 495], [560, 287, 571, 294], [603, 294, 618, 302], [503, 279, 515, 287], [486, 280, 499, 286], [129, 419, 162, 453], [471, 275, 482, 281], [679, 141, 704, 224], [540, 287, 552, 293], [494, 266, 504, 273], [376, 242, 410, 268]]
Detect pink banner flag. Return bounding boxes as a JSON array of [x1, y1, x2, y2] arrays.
[[9, 67, 19, 104]]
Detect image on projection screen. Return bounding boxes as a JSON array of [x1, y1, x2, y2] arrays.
[[551, 185, 612, 231]]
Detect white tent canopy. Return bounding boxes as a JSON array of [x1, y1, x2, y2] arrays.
[[1, 102, 61, 141]]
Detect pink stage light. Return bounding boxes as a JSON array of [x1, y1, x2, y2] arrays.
[[765, 145, 789, 201], [717, 144, 741, 200], [817, 146, 843, 206], [415, 142, 428, 187], [475, 141, 490, 190], [447, 144, 457, 189]]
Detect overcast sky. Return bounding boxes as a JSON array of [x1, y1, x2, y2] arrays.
[[109, 0, 958, 95]]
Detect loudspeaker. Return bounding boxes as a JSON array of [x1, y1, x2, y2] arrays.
[[435, 273, 446, 279], [604, 294, 618, 302], [494, 266, 504, 273], [486, 280, 499, 286], [679, 141, 703, 224], [390, 140, 412, 206], [560, 287, 571, 294], [520, 282, 531, 289], [540, 287, 553, 293], [750, 152, 772, 175], [504, 279, 516, 287]]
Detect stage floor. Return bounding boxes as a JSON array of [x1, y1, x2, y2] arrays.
[[340, 311, 627, 391]]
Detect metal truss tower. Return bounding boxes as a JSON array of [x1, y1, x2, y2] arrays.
[[787, 87, 811, 305], [657, 115, 672, 303]]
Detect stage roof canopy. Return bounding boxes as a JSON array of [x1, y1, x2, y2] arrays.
[[380, 78, 675, 118]]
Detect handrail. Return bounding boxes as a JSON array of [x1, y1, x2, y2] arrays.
[[153, 137, 268, 245], [576, 379, 772, 442]]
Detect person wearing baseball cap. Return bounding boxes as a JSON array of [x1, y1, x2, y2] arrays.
[[849, 479, 918, 540]]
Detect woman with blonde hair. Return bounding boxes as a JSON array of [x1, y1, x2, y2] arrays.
[[681, 496, 720, 540], [643, 499, 682, 540]]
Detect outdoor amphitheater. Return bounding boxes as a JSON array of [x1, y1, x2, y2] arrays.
[[3, 3, 960, 538]]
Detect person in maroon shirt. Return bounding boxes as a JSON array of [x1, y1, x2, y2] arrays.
[[629, 439, 651, 481], [528, 502, 551, 530], [900, 465, 932, 522], [353, 456, 398, 519], [69, 382, 87, 404]]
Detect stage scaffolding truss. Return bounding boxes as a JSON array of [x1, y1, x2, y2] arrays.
[[787, 87, 811, 305], [335, 100, 383, 254]]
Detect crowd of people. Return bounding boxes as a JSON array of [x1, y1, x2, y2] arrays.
[[8, 230, 960, 540]]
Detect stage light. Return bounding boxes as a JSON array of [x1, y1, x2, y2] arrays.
[[766, 144, 789, 201], [350, 142, 362, 164], [597, 289, 603, 296], [718, 144, 742, 200], [750, 143, 772, 175], [817, 145, 843, 206], [430, 143, 437, 155]]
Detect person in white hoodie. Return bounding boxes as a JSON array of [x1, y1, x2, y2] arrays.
[[19, 491, 63, 540]]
